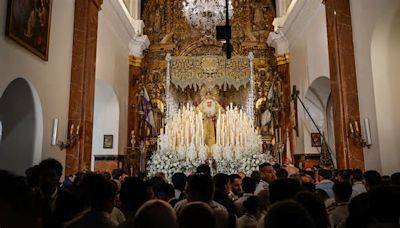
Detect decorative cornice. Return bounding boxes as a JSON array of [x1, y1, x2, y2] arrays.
[[273, 0, 324, 48], [267, 29, 290, 57], [104, 0, 145, 45], [276, 54, 290, 65], [129, 35, 150, 57], [91, 0, 103, 10]]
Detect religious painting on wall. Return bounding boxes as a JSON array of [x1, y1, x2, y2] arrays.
[[103, 135, 113, 149], [5, 0, 52, 61], [311, 133, 322, 147]]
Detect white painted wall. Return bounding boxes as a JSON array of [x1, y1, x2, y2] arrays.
[[0, 78, 43, 175], [91, 80, 120, 170], [96, 0, 131, 157], [287, 4, 331, 156], [351, 0, 400, 174], [0, 0, 75, 173]]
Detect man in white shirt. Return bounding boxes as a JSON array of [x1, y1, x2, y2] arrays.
[[254, 163, 276, 195], [235, 177, 257, 216], [351, 169, 366, 198]]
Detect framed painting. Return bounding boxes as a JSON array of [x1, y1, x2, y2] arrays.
[[311, 133, 322, 147], [103, 135, 113, 149], [5, 0, 52, 61]]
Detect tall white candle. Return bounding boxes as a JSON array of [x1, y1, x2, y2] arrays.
[[364, 118, 372, 145], [51, 118, 58, 145]]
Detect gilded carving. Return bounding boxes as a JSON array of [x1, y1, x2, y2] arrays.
[[139, 0, 279, 149]]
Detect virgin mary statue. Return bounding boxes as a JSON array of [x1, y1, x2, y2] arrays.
[[196, 87, 224, 154]]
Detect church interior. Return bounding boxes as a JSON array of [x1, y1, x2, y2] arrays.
[[1, 0, 399, 176], [1, 0, 400, 227]]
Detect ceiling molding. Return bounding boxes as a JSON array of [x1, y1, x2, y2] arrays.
[[273, 0, 323, 48], [102, 0, 144, 45]]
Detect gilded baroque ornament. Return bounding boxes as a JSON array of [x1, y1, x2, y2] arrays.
[[140, 0, 279, 153], [171, 55, 250, 90]]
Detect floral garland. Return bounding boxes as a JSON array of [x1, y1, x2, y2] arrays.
[[147, 150, 273, 179]]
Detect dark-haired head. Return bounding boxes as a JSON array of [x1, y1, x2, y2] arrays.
[[196, 164, 211, 175], [38, 158, 63, 195], [363, 170, 381, 191], [265, 200, 315, 228], [172, 172, 187, 191], [187, 173, 214, 203]]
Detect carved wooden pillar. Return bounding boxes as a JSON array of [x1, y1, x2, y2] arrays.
[[127, 34, 150, 173], [276, 55, 294, 164], [65, 0, 102, 175], [325, 0, 364, 169], [127, 56, 144, 171], [267, 31, 294, 164]]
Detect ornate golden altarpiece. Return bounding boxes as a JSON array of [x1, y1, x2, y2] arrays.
[[127, 0, 288, 170]]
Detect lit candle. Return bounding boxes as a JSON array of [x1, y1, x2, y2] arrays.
[[70, 124, 74, 136], [354, 121, 359, 133]]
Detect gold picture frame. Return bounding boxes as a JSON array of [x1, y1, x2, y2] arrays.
[[103, 135, 113, 149], [6, 0, 52, 61]]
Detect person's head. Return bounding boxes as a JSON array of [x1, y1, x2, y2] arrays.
[[251, 170, 261, 184], [172, 172, 187, 191], [157, 183, 175, 202], [351, 169, 364, 182], [259, 163, 276, 184], [338, 169, 352, 183], [264, 200, 315, 228], [317, 169, 332, 182], [25, 165, 40, 188], [213, 173, 229, 193], [196, 164, 211, 175], [0, 170, 37, 228], [257, 189, 270, 213], [150, 176, 167, 198], [276, 168, 288, 179], [295, 191, 328, 228], [229, 174, 242, 196], [112, 168, 123, 180], [133, 200, 178, 228], [346, 193, 373, 228], [120, 177, 148, 214], [363, 170, 381, 191], [89, 174, 116, 213], [178, 202, 216, 228], [242, 177, 257, 194], [332, 182, 352, 203], [269, 178, 301, 204], [38, 158, 63, 195], [368, 185, 400, 224], [243, 196, 260, 215], [390, 172, 400, 186], [302, 170, 315, 183], [186, 173, 214, 203]]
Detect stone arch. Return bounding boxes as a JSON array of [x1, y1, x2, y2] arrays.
[[0, 77, 43, 175]]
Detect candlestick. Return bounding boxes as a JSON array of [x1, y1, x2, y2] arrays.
[[76, 124, 80, 135], [349, 123, 354, 133], [354, 121, 359, 133]]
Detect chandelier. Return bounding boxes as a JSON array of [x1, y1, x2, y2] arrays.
[[182, 0, 233, 32]]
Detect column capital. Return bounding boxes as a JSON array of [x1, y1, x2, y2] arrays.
[[129, 55, 144, 68], [129, 34, 150, 58], [267, 29, 289, 56]]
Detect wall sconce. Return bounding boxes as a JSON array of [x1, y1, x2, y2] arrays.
[[57, 123, 80, 150], [349, 118, 372, 148]]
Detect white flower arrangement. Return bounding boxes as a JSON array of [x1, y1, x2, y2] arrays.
[[147, 149, 273, 179]]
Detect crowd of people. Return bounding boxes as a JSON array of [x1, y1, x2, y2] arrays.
[[1, 158, 400, 228]]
